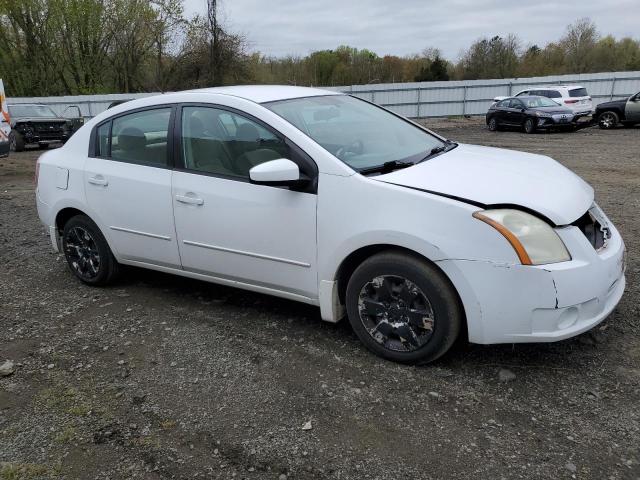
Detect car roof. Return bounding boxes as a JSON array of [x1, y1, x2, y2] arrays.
[[521, 85, 584, 91], [184, 85, 341, 103]]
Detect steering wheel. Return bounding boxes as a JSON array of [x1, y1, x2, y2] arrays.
[[336, 140, 364, 159]]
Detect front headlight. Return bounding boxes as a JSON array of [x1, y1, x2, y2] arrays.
[[535, 111, 551, 117], [473, 209, 571, 265]]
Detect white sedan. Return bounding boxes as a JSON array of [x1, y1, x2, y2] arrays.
[[35, 86, 626, 364]]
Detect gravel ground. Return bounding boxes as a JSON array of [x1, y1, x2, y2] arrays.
[[1, 119, 639, 480]]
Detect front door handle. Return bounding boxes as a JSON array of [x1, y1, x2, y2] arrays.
[[88, 175, 108, 186], [175, 194, 204, 206]]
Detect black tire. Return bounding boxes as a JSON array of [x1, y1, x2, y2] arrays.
[[61, 214, 120, 286], [598, 111, 619, 129], [523, 118, 536, 134], [345, 251, 463, 364], [487, 117, 499, 131], [9, 131, 24, 152]]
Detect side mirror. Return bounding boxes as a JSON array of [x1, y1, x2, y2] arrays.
[[249, 159, 309, 187]]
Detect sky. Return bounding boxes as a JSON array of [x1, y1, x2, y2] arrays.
[[183, 0, 639, 60]]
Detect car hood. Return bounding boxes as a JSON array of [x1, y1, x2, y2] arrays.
[[373, 143, 594, 225], [595, 99, 626, 110], [531, 106, 573, 115]]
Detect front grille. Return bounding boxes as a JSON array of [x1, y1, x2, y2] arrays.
[[573, 210, 608, 250], [34, 122, 64, 133]]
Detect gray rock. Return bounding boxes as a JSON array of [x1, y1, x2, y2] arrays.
[[0, 360, 15, 377], [566, 462, 577, 473], [498, 368, 516, 382]]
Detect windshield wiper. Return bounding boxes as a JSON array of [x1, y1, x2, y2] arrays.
[[416, 141, 458, 164], [359, 160, 415, 175]]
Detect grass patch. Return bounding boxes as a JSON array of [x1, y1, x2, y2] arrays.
[[0, 462, 51, 480], [54, 426, 76, 444], [160, 419, 177, 430]]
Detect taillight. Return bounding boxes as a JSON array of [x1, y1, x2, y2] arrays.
[[564, 99, 579, 104], [34, 159, 40, 187]]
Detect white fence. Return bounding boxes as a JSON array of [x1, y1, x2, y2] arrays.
[[7, 70, 640, 119]]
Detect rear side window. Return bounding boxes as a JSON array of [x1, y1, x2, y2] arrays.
[[96, 122, 110, 157], [536, 90, 562, 98], [569, 88, 588, 98], [110, 108, 171, 167]]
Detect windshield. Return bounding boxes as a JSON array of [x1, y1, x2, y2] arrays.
[[264, 95, 446, 171], [8, 104, 58, 118], [523, 97, 560, 108]]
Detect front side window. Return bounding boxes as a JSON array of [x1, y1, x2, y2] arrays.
[[181, 106, 288, 178], [264, 95, 446, 172], [110, 108, 171, 166]]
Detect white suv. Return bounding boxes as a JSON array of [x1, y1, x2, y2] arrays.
[[515, 85, 593, 116], [35, 86, 625, 364]]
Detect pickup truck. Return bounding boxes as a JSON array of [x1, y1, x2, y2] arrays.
[[595, 91, 640, 129]]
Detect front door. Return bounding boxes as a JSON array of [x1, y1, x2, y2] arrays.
[[626, 92, 640, 122], [171, 105, 318, 299], [84, 106, 181, 268]]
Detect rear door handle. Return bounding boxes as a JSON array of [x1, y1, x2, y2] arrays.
[[175, 194, 204, 206], [88, 175, 108, 186]]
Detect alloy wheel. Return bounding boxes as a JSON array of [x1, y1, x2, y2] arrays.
[[357, 275, 435, 352], [599, 112, 616, 129], [63, 226, 101, 280]]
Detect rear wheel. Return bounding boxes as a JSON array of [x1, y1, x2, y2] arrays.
[[488, 117, 499, 131], [61, 215, 120, 286], [9, 131, 24, 152], [598, 111, 619, 129], [523, 118, 537, 134], [345, 251, 462, 364]]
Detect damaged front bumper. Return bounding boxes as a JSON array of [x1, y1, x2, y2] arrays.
[[437, 220, 626, 344]]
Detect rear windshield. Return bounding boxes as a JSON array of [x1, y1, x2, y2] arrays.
[[569, 88, 588, 98]]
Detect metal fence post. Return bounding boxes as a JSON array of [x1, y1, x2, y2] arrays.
[[610, 76, 616, 100], [462, 86, 468, 116], [416, 88, 421, 118]]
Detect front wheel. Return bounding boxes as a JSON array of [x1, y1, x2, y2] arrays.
[[62, 215, 120, 286], [345, 251, 463, 364], [9, 131, 24, 152], [523, 118, 537, 134], [598, 111, 619, 129]]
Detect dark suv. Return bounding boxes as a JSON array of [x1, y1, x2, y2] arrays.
[[8, 104, 74, 151]]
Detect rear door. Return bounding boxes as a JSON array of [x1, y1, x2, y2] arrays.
[[84, 106, 181, 268]]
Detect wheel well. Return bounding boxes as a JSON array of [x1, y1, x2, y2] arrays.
[[598, 108, 624, 119], [55, 207, 86, 233], [335, 244, 468, 338], [335, 245, 441, 302]]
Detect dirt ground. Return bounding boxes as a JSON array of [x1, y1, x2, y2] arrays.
[[1, 119, 639, 480]]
